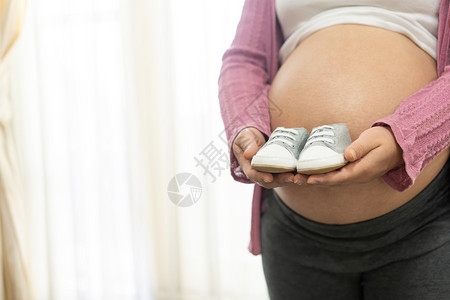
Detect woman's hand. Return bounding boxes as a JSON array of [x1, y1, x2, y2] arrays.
[[233, 127, 307, 188], [307, 126, 404, 186]]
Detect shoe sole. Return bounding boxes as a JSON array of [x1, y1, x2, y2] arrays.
[[251, 164, 297, 173], [297, 162, 348, 174], [251, 156, 297, 173], [297, 154, 347, 174]]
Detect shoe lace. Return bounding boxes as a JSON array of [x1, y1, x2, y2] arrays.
[[267, 128, 299, 148], [305, 125, 335, 147]]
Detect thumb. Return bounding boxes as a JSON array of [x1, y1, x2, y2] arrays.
[[344, 130, 378, 162], [243, 142, 260, 160]]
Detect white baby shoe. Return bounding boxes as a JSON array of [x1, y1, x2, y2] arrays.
[[251, 127, 309, 173], [297, 124, 352, 174]]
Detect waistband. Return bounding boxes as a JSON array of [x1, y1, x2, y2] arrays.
[[266, 158, 450, 252]]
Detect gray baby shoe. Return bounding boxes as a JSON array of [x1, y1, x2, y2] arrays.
[[297, 124, 352, 174], [252, 127, 309, 173]]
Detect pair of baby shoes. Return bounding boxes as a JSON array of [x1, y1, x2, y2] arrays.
[[251, 124, 352, 174]]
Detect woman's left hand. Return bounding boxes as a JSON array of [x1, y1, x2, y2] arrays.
[[307, 126, 404, 186]]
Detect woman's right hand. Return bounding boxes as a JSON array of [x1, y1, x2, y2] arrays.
[[232, 127, 308, 189]]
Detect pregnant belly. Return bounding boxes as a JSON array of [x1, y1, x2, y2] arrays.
[[269, 24, 449, 224]]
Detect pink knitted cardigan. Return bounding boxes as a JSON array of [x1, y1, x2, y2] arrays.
[[218, 0, 450, 255]]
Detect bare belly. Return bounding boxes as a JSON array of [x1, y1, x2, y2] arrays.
[[269, 25, 450, 224]]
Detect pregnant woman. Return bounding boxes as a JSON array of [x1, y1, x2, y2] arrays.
[[219, 0, 450, 299]]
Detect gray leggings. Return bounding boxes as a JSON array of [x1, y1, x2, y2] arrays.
[[261, 160, 450, 300]]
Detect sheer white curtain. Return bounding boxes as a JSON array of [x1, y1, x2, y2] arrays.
[[10, 0, 269, 299], [11, 0, 152, 298]]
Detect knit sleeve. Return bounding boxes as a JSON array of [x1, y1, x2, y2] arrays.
[[372, 65, 450, 191], [218, 0, 279, 183]]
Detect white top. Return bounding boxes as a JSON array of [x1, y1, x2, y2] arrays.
[[276, 0, 441, 63]]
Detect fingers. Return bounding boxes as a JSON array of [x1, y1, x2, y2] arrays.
[[234, 126, 402, 187], [234, 143, 276, 186], [260, 172, 293, 188], [251, 172, 305, 189], [308, 140, 396, 186], [245, 167, 274, 185], [233, 128, 285, 187], [308, 128, 390, 185], [293, 173, 308, 185], [233, 147, 271, 182], [243, 142, 260, 160], [234, 128, 265, 149], [344, 128, 381, 162], [307, 158, 368, 185]]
